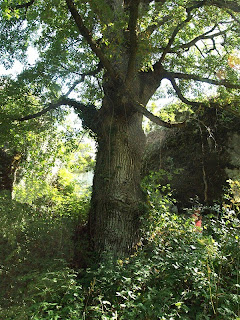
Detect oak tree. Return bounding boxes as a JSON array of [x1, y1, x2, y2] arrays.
[[1, 0, 240, 256]]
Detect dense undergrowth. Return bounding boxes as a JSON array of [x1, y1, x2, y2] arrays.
[[0, 181, 240, 319]]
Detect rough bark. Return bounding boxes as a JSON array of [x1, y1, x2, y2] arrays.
[[88, 91, 146, 256]]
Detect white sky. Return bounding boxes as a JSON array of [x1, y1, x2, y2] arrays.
[[0, 47, 38, 77]]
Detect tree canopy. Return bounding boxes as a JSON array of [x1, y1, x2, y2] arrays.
[[1, 0, 239, 121]]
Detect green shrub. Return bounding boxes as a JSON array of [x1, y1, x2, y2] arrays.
[[1, 174, 240, 320], [0, 190, 80, 318], [28, 267, 84, 320], [77, 174, 240, 320], [78, 210, 240, 320]]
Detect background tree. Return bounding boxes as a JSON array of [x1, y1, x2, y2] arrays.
[[0, 77, 47, 192], [0, 0, 240, 256]]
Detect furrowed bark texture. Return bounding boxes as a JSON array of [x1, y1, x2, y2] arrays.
[[88, 90, 146, 256]]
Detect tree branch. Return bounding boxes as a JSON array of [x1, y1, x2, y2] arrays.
[[17, 97, 99, 132], [143, 15, 172, 36], [167, 76, 201, 107], [152, 27, 229, 55], [167, 75, 240, 118], [167, 71, 240, 89], [140, 5, 196, 63], [226, 9, 240, 24], [186, 0, 208, 13], [189, 0, 240, 13], [64, 63, 103, 96], [158, 9, 193, 64], [65, 0, 117, 80], [195, 44, 205, 58], [210, 0, 240, 12], [18, 99, 66, 121], [133, 101, 186, 128], [123, 86, 185, 128], [125, 0, 140, 84], [176, 28, 228, 52], [11, 0, 35, 9]]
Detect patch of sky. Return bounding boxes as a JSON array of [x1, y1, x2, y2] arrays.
[[0, 46, 39, 77]]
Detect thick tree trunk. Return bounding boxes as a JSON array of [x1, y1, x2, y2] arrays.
[[88, 99, 146, 256]]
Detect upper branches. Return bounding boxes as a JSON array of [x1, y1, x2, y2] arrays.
[[167, 71, 240, 90], [143, 14, 172, 35], [173, 28, 229, 53], [63, 63, 103, 97], [14, 0, 35, 9], [158, 9, 193, 64], [65, 0, 117, 80], [186, 1, 240, 13], [155, 2, 234, 64], [164, 72, 240, 116], [142, 1, 239, 96], [204, 0, 240, 12]]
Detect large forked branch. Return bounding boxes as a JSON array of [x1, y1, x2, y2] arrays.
[[65, 0, 117, 80], [18, 97, 99, 132], [17, 88, 184, 130], [125, 0, 140, 83], [167, 71, 240, 89]]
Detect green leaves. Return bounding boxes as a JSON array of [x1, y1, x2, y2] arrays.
[[0, 175, 240, 319], [0, 0, 239, 113], [74, 195, 239, 319]]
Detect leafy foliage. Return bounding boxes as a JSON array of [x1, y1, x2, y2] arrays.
[[0, 190, 77, 317], [14, 134, 94, 220], [1, 175, 240, 319], [1, 0, 239, 104], [77, 176, 240, 319]]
